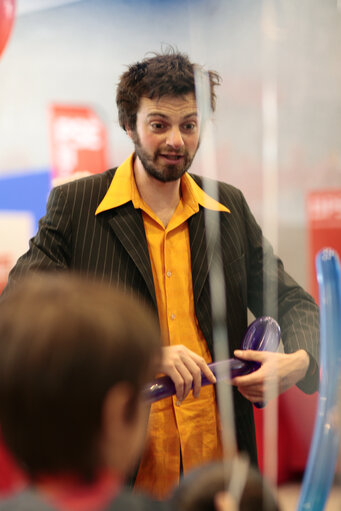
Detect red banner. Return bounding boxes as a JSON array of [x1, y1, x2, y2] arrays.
[[307, 190, 341, 302], [50, 104, 107, 185]]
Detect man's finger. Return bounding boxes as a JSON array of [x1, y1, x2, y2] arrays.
[[237, 387, 263, 399], [174, 362, 195, 401], [181, 356, 203, 398], [234, 349, 267, 362], [195, 356, 216, 384], [166, 365, 189, 402], [231, 368, 264, 387]]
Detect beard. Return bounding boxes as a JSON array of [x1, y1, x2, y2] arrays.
[[132, 132, 197, 183]]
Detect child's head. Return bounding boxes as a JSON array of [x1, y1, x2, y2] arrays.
[[0, 273, 161, 482], [172, 460, 280, 511]]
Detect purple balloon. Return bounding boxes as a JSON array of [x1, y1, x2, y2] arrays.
[[144, 316, 281, 404]]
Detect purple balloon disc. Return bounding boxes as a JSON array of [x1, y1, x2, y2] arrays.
[[143, 316, 281, 404]]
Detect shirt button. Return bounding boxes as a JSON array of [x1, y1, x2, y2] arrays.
[[170, 313, 175, 320], [166, 271, 172, 277]]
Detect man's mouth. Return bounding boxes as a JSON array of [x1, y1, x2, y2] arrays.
[[159, 154, 184, 163]]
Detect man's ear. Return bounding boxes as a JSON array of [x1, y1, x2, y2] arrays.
[[125, 125, 134, 140]]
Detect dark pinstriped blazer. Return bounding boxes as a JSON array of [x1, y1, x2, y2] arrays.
[[3, 167, 319, 465]]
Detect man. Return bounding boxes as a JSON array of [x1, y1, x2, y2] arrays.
[[2, 50, 319, 499], [0, 274, 168, 510]]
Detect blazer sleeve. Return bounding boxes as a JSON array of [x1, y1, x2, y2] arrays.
[[1, 186, 72, 298], [238, 188, 320, 394]]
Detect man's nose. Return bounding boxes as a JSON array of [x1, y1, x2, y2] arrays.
[[166, 126, 184, 148]]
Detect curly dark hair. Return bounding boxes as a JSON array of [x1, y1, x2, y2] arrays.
[[116, 49, 221, 132]]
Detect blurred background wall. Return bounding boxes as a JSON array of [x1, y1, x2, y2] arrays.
[[1, 0, 341, 290]]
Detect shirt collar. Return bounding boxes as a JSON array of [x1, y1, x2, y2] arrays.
[[95, 153, 230, 215], [95, 154, 134, 215]]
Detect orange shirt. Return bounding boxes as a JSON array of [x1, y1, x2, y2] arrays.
[[96, 154, 230, 499]]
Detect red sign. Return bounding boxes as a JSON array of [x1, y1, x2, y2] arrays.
[[50, 104, 107, 184], [0, 0, 16, 58], [307, 190, 341, 302]]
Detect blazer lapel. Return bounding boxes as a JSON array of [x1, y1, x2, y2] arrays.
[[104, 201, 220, 311], [188, 207, 221, 304], [107, 203, 157, 307]]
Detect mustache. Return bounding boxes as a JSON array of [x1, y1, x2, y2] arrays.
[[156, 148, 187, 157]]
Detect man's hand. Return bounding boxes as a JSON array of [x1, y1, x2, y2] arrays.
[[160, 345, 216, 402], [231, 349, 310, 403]]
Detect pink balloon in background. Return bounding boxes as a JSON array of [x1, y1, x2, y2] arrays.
[[0, 0, 15, 58]]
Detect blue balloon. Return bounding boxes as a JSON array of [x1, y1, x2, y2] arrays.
[[297, 248, 341, 510]]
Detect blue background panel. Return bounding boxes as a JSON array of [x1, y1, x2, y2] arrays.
[[0, 170, 51, 234]]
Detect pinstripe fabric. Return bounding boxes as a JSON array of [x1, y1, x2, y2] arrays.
[[2, 168, 320, 466], [189, 176, 319, 383]]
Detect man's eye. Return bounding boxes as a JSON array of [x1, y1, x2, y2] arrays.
[[151, 122, 165, 130], [182, 123, 196, 131]]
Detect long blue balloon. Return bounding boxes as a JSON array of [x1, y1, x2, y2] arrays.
[[297, 248, 341, 510]]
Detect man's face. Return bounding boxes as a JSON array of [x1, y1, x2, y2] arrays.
[[129, 94, 200, 182]]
